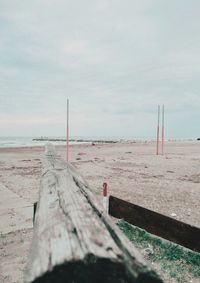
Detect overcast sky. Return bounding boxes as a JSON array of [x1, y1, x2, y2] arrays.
[[0, 1, 200, 138]]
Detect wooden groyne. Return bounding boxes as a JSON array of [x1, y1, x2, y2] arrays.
[[25, 144, 162, 283]]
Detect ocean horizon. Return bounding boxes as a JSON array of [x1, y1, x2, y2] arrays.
[[0, 136, 197, 148], [0, 136, 121, 148]]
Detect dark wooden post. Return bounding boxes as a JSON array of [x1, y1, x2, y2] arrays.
[[109, 195, 200, 252], [33, 202, 37, 223]]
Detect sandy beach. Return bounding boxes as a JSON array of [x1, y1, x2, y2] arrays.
[[0, 140, 200, 283]]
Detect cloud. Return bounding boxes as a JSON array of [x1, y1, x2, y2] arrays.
[[0, 0, 200, 137], [62, 40, 89, 55], [0, 117, 55, 125]]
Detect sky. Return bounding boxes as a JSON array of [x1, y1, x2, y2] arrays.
[[0, 0, 200, 138]]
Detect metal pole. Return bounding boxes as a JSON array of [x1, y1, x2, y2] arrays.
[[162, 104, 165, 155], [156, 105, 160, 155], [66, 99, 69, 162]]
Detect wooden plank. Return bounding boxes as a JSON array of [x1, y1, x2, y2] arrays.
[[109, 195, 200, 252], [25, 144, 163, 283]]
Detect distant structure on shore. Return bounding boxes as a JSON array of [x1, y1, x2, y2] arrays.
[[32, 137, 117, 144]]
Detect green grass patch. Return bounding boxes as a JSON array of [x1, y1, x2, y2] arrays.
[[118, 220, 200, 282]]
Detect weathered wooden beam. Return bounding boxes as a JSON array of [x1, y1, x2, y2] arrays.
[[109, 195, 200, 252], [25, 144, 162, 283]]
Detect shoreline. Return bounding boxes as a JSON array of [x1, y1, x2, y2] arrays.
[[0, 138, 199, 150]]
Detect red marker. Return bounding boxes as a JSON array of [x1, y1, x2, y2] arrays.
[[103, 182, 108, 197], [162, 104, 165, 155], [66, 98, 69, 162], [156, 105, 160, 155], [102, 182, 108, 212]]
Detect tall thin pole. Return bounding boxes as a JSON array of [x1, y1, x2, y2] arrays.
[[66, 98, 69, 162], [162, 104, 165, 155], [156, 105, 160, 155]]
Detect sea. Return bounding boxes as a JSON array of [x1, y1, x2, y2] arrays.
[[0, 136, 121, 148], [0, 136, 195, 148]]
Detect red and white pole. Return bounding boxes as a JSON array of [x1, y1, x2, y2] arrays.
[[102, 182, 108, 212], [162, 104, 165, 155], [66, 98, 69, 162], [156, 105, 160, 155]]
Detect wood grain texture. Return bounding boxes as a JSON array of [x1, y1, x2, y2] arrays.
[[24, 144, 162, 283], [109, 195, 200, 252]]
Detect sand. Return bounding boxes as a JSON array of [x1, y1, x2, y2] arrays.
[[0, 141, 199, 282]]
